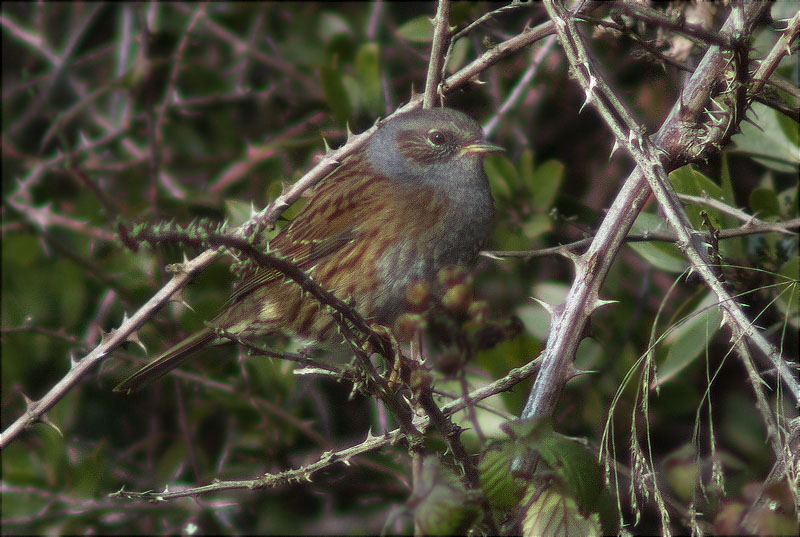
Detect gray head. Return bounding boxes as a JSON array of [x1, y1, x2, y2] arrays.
[[366, 108, 502, 194]]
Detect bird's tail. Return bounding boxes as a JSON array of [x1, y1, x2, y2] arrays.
[[113, 327, 216, 394]]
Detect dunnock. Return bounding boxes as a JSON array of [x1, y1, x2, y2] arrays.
[[115, 107, 501, 393]]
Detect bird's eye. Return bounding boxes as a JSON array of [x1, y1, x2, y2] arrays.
[[427, 130, 447, 146]]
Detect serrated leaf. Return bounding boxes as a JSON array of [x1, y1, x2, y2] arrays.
[[522, 485, 602, 537], [537, 434, 603, 513], [413, 457, 480, 535], [479, 443, 526, 513]]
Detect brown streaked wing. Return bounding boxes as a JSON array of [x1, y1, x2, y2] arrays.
[[217, 152, 376, 310]]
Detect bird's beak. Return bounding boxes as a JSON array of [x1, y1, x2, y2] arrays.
[[460, 141, 505, 157]]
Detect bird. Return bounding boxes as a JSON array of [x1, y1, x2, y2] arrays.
[[114, 107, 502, 394]]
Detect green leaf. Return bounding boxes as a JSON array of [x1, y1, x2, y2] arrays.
[[521, 485, 602, 537], [396, 15, 433, 43], [479, 442, 526, 513], [519, 149, 535, 193], [778, 182, 798, 217], [476, 333, 541, 414], [320, 65, 351, 123], [663, 444, 700, 502], [776, 105, 799, 147], [518, 283, 571, 340], [654, 291, 721, 387], [521, 214, 552, 240], [318, 12, 352, 43], [530, 159, 564, 212], [72, 445, 106, 496], [629, 212, 688, 273], [484, 153, 517, 201], [732, 102, 800, 173], [749, 188, 780, 219], [719, 153, 736, 208], [224, 199, 253, 227], [628, 241, 688, 273], [537, 434, 603, 513], [670, 165, 723, 199], [776, 255, 800, 318], [341, 73, 361, 116], [413, 457, 480, 535], [446, 37, 469, 73], [669, 165, 726, 228], [718, 153, 744, 258], [355, 43, 382, 115]]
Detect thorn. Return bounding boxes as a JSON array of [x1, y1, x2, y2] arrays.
[[40, 413, 64, 437], [592, 298, 618, 311], [529, 296, 556, 317], [742, 115, 763, 132], [78, 131, 91, 148], [322, 136, 331, 154], [580, 75, 596, 113], [561, 248, 582, 268], [127, 329, 147, 353], [479, 251, 504, 261], [100, 328, 115, 345], [609, 139, 619, 160], [280, 180, 295, 198], [170, 288, 196, 313]]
